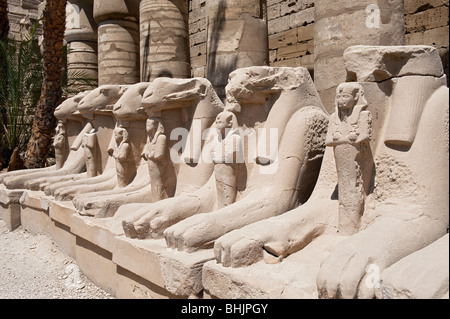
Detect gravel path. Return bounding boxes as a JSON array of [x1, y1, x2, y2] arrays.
[[0, 220, 114, 299]]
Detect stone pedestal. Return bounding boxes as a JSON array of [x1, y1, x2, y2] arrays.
[[19, 191, 77, 259], [0, 185, 23, 231], [203, 235, 346, 299], [16, 192, 215, 298]]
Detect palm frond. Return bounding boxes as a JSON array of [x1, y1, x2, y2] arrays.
[[0, 22, 43, 162]]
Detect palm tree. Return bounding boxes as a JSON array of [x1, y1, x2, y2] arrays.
[[23, 0, 67, 168], [0, 0, 9, 168], [0, 24, 43, 170]]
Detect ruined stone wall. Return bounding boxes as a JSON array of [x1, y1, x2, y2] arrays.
[[188, 0, 449, 82], [5, 0, 449, 83], [188, 0, 314, 77], [266, 0, 315, 73], [188, 0, 207, 78], [404, 0, 449, 84], [6, 0, 43, 41]]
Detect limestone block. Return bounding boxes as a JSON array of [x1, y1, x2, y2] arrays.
[[0, 186, 22, 231], [405, 5, 449, 33], [297, 23, 314, 43], [18, 191, 52, 235], [189, 18, 206, 35], [280, 0, 303, 17], [381, 234, 449, 299], [113, 236, 214, 297], [273, 57, 301, 68], [267, 3, 281, 21], [189, 4, 205, 23], [268, 15, 290, 36], [277, 42, 309, 60], [269, 28, 297, 50], [344, 45, 444, 82], [288, 7, 314, 29], [404, 0, 449, 15], [0, 184, 25, 231], [74, 234, 117, 295], [114, 266, 178, 299], [406, 26, 449, 48], [203, 235, 346, 299], [189, 29, 206, 46]]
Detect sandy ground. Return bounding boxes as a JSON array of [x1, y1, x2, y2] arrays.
[[0, 219, 114, 299]]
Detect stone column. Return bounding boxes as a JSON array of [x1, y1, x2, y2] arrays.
[[93, 0, 140, 85], [65, 0, 98, 90], [139, 0, 191, 81], [206, 0, 269, 100], [314, 0, 405, 113]]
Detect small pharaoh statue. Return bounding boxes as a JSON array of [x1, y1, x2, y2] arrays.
[[112, 125, 132, 188], [211, 111, 243, 208], [326, 82, 372, 235], [53, 121, 66, 170], [82, 128, 98, 178], [142, 117, 169, 202]]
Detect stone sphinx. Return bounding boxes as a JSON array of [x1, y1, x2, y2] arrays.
[[380, 233, 449, 299], [0, 91, 89, 230], [0, 91, 90, 189], [71, 82, 164, 217], [163, 66, 329, 252], [110, 76, 225, 238], [119, 66, 329, 253], [43, 84, 128, 201], [206, 45, 448, 299]]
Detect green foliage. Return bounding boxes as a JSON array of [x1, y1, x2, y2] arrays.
[[0, 23, 97, 169], [0, 23, 43, 166]]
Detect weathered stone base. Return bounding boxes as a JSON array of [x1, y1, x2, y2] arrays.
[[14, 190, 215, 299], [202, 235, 346, 299], [0, 185, 23, 231]]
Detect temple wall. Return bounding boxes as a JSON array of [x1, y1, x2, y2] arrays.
[[5, 1, 448, 86], [189, 0, 448, 83], [6, 0, 43, 41], [404, 0, 449, 84]]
